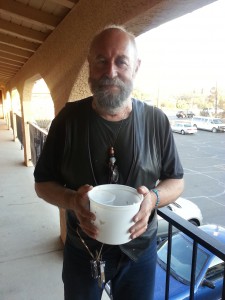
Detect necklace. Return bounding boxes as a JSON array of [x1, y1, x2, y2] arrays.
[[88, 102, 136, 186], [77, 227, 105, 288], [107, 112, 127, 183]]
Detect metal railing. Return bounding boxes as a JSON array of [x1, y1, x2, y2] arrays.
[[29, 122, 47, 166], [105, 208, 225, 299], [157, 207, 225, 300], [15, 114, 23, 149]]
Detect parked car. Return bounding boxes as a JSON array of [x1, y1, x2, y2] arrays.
[[186, 111, 195, 118], [176, 111, 186, 118], [154, 224, 225, 300], [191, 116, 225, 133], [171, 122, 197, 135], [201, 108, 224, 117], [176, 111, 195, 118], [157, 197, 203, 242]]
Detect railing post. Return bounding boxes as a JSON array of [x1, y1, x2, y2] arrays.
[[165, 223, 172, 300], [12, 112, 17, 141], [190, 241, 198, 299]]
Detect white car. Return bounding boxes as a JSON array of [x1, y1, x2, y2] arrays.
[[157, 197, 203, 241], [191, 116, 225, 133], [171, 122, 197, 135]]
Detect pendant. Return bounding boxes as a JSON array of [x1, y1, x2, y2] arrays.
[[90, 260, 99, 279], [90, 259, 106, 288], [98, 260, 106, 288], [108, 147, 119, 183]]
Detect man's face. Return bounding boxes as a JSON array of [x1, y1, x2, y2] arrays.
[[88, 29, 140, 112]]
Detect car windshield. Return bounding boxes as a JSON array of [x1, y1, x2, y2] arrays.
[[212, 119, 223, 124], [184, 123, 192, 127], [157, 234, 209, 284]]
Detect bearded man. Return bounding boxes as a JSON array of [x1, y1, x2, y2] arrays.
[[34, 25, 184, 300]]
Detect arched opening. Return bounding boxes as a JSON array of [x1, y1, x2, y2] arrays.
[[11, 89, 21, 115], [30, 78, 55, 131]]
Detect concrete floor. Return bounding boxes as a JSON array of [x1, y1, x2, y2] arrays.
[[0, 118, 109, 300]]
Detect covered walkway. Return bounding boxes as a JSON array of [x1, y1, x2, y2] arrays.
[[0, 117, 109, 299], [0, 117, 64, 299]]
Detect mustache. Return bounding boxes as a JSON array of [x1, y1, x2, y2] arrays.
[[97, 77, 125, 88]]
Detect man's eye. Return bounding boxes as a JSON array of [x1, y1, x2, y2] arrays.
[[117, 60, 128, 67], [96, 58, 106, 64]]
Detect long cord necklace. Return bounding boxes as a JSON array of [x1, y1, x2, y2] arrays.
[[77, 227, 105, 288], [107, 112, 126, 183], [82, 103, 136, 288]]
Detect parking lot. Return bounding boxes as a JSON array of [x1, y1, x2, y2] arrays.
[[172, 129, 225, 227]]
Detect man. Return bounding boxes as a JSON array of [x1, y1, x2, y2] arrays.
[[34, 25, 184, 300]]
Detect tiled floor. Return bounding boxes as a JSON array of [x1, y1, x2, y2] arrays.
[[0, 118, 109, 300]]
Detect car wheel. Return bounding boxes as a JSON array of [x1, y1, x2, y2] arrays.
[[181, 130, 185, 135], [189, 219, 199, 226], [212, 127, 217, 133]]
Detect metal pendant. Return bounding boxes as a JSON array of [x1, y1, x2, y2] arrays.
[[90, 260, 99, 279]]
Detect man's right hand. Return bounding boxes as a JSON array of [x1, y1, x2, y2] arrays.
[[35, 181, 99, 239], [72, 184, 99, 239]]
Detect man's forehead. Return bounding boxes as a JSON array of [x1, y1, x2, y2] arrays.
[[91, 41, 135, 60], [90, 29, 132, 51]]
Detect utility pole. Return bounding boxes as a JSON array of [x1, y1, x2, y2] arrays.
[[215, 82, 218, 117]]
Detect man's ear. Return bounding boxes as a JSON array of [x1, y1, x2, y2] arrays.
[[133, 59, 141, 77]]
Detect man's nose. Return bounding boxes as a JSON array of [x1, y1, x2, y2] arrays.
[[105, 62, 118, 78]]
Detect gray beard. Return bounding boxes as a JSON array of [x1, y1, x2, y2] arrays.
[[89, 77, 133, 113]]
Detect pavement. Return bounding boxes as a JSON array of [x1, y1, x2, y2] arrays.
[[0, 118, 109, 300]]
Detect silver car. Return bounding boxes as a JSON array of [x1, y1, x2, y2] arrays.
[[171, 122, 197, 135]]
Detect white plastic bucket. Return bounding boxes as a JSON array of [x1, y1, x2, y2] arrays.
[[88, 184, 143, 245]]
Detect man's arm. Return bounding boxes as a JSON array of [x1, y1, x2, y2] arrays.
[[35, 181, 75, 210], [130, 178, 184, 239], [153, 177, 184, 208], [35, 182, 98, 238]]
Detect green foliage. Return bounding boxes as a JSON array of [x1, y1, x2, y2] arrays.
[[132, 89, 151, 101], [35, 119, 51, 130], [133, 86, 225, 112]]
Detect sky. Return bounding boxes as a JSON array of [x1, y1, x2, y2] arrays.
[[135, 0, 225, 98]]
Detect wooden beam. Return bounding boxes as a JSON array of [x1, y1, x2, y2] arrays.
[[49, 0, 76, 9], [0, 75, 12, 81], [0, 66, 17, 73], [0, 44, 32, 58], [0, 19, 47, 43], [0, 70, 16, 76], [0, 71, 17, 77], [0, 51, 27, 63], [0, 0, 61, 29], [0, 62, 20, 71], [0, 57, 23, 67], [0, 72, 14, 77], [0, 33, 38, 51]]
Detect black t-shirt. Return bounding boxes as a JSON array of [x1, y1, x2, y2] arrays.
[[89, 108, 134, 185]]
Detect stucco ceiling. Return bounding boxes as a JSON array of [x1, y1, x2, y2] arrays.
[[0, 0, 79, 86]]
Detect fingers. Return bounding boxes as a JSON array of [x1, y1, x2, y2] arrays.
[[129, 186, 153, 239], [74, 185, 99, 238], [130, 221, 148, 239], [79, 220, 99, 239]]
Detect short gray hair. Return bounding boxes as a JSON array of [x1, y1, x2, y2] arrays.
[[88, 24, 138, 59]]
